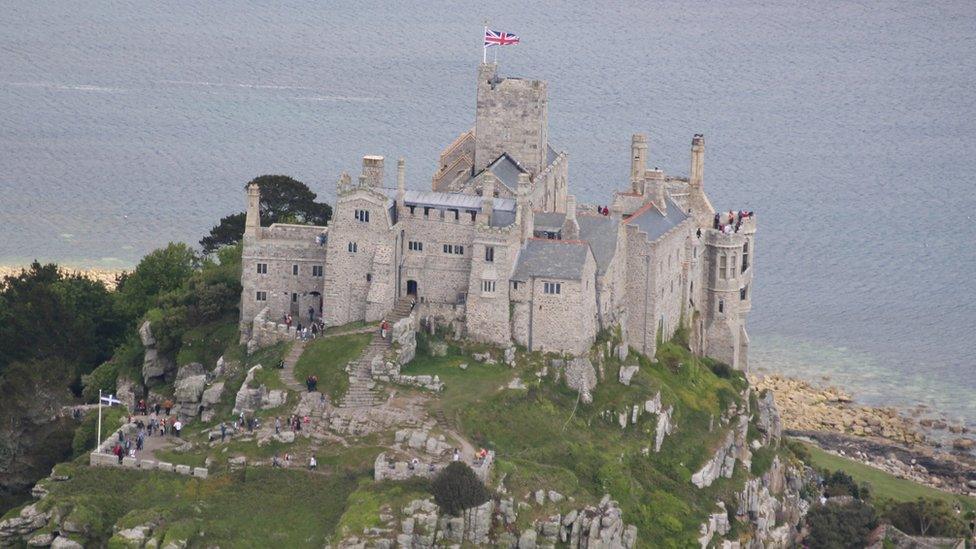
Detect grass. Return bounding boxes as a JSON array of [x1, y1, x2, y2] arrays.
[[293, 333, 371, 401], [325, 320, 368, 335], [332, 478, 429, 542], [34, 463, 356, 547], [801, 442, 976, 512], [175, 318, 239, 368]]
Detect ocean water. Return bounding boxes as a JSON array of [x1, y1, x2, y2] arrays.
[[2, 1, 974, 424]]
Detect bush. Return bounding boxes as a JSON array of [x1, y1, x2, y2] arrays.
[[707, 361, 733, 379], [824, 470, 863, 499], [430, 462, 490, 516], [881, 498, 968, 537], [72, 406, 126, 457], [806, 499, 878, 549]]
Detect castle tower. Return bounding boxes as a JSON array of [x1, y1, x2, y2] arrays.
[[361, 155, 385, 187], [245, 182, 261, 237], [396, 157, 406, 214], [562, 195, 580, 240], [647, 168, 667, 214], [474, 63, 549, 176], [630, 134, 647, 194], [700, 219, 754, 371]]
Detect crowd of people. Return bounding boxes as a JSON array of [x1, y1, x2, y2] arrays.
[[109, 412, 183, 464], [714, 210, 755, 234]]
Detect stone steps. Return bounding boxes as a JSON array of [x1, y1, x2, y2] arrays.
[[278, 340, 307, 393]]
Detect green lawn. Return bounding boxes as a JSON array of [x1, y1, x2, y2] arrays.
[[175, 318, 239, 368], [293, 333, 371, 401], [801, 442, 976, 511], [33, 463, 356, 547]]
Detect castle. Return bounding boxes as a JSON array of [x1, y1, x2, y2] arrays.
[[239, 62, 755, 370]]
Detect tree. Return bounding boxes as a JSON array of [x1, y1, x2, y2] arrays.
[[430, 462, 490, 516], [805, 500, 878, 549], [881, 498, 967, 537], [200, 175, 332, 254], [823, 470, 864, 499], [114, 243, 198, 323]]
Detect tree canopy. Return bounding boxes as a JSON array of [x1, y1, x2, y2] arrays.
[[200, 175, 332, 254], [430, 462, 490, 517]]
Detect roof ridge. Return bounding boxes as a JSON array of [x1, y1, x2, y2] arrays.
[[528, 237, 587, 245]]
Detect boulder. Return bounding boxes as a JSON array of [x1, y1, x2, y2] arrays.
[[951, 437, 975, 451], [429, 341, 448, 357], [564, 357, 597, 403], [139, 321, 155, 347], [504, 346, 516, 366], [142, 348, 175, 382], [262, 390, 287, 409], [274, 431, 296, 444], [174, 375, 207, 403], [201, 382, 224, 407], [618, 365, 638, 386], [175, 362, 206, 382], [50, 537, 83, 549]]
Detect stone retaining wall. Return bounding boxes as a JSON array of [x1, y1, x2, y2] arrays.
[[88, 422, 208, 479]]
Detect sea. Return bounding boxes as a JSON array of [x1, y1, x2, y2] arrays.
[[2, 1, 974, 427]]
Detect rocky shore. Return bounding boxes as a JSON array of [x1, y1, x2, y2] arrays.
[[751, 373, 976, 497], [0, 265, 125, 290]]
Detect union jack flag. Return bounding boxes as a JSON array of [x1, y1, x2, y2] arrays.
[[484, 28, 519, 47]]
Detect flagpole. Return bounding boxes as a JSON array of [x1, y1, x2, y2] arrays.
[[96, 389, 102, 451], [483, 24, 488, 64]]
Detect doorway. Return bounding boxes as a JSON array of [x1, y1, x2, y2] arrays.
[[406, 280, 418, 297]]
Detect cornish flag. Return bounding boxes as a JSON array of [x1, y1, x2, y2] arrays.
[[484, 28, 519, 47], [100, 394, 121, 406]]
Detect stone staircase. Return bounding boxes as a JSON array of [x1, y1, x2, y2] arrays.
[[278, 340, 307, 393], [338, 298, 415, 408]]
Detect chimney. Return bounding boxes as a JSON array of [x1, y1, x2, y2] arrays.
[[647, 168, 667, 214], [361, 155, 385, 187], [562, 194, 580, 240], [396, 157, 406, 213], [690, 134, 704, 189], [481, 173, 496, 225], [245, 182, 261, 236], [517, 172, 533, 241], [631, 133, 648, 194], [337, 171, 351, 193]]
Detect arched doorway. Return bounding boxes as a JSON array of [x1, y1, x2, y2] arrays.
[[406, 280, 418, 297], [309, 291, 322, 323]]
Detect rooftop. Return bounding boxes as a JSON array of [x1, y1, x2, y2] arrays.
[[512, 238, 590, 282], [626, 197, 689, 240]]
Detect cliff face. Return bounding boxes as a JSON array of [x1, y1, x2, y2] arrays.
[[0, 381, 75, 515]]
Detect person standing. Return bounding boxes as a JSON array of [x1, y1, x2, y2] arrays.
[[274, 417, 281, 434], [309, 455, 317, 470], [173, 420, 182, 438], [220, 422, 227, 442]]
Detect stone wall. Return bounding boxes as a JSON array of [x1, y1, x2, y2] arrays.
[[523, 249, 598, 356], [88, 422, 207, 478], [247, 306, 296, 352], [474, 63, 548, 177]]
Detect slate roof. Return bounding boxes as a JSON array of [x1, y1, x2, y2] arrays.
[[546, 144, 559, 166], [379, 188, 516, 213], [529, 212, 619, 275], [484, 153, 526, 190], [512, 239, 590, 282], [626, 197, 689, 240]]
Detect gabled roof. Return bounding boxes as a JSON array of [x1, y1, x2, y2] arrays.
[[378, 188, 516, 212], [626, 197, 689, 240], [512, 239, 590, 282], [529, 212, 620, 275]]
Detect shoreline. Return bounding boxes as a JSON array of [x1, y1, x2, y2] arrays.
[[751, 372, 976, 497], [0, 265, 127, 290]]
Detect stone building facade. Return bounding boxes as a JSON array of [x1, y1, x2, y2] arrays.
[[239, 62, 756, 369]]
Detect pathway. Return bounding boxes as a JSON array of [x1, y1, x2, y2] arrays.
[[278, 340, 307, 393], [340, 299, 415, 408]]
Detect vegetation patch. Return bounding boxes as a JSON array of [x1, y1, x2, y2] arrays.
[[294, 334, 371, 401]]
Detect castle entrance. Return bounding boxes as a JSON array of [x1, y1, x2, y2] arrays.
[[406, 280, 418, 297]]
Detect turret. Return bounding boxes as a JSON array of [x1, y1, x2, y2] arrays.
[[562, 194, 580, 240], [687, 134, 715, 226], [630, 134, 647, 194], [361, 155, 385, 187], [396, 157, 406, 213], [517, 172, 533, 242], [245, 182, 261, 236], [474, 62, 549, 176]]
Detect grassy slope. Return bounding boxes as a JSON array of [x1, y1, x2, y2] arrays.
[[406, 332, 751, 547], [33, 461, 355, 547], [293, 333, 371, 401], [802, 442, 976, 512]]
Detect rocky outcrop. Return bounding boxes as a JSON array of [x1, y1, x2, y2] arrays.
[[140, 321, 175, 383], [755, 390, 782, 446], [232, 365, 286, 415], [389, 314, 417, 366], [560, 357, 598, 404], [692, 413, 750, 489]]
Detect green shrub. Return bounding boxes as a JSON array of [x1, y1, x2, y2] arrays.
[[824, 470, 863, 499], [430, 462, 490, 516], [72, 406, 126, 457], [706, 361, 733, 379], [880, 498, 968, 537], [750, 447, 775, 476], [806, 500, 877, 549]]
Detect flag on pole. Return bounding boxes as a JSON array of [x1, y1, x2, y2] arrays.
[[484, 28, 520, 47], [100, 394, 121, 406]]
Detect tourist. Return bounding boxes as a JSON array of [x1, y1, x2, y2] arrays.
[[380, 320, 388, 339], [136, 432, 144, 451], [173, 420, 182, 438], [274, 417, 281, 434], [220, 422, 227, 442], [286, 315, 292, 328], [153, 402, 161, 415], [113, 443, 124, 464], [308, 306, 315, 323], [311, 323, 319, 338], [696, 228, 702, 239], [452, 448, 460, 462], [272, 453, 281, 468], [163, 399, 173, 415], [713, 212, 721, 229], [309, 456, 317, 470], [311, 375, 318, 392], [159, 418, 166, 437]]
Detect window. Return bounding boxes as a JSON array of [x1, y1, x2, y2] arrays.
[[740, 286, 748, 300], [255, 291, 267, 301], [719, 254, 727, 279], [292, 264, 299, 276], [423, 207, 431, 218], [409, 241, 423, 251], [512, 281, 519, 291], [730, 253, 737, 279], [256, 263, 267, 274], [718, 299, 725, 313], [485, 246, 495, 262], [443, 244, 450, 254], [291, 293, 298, 303], [312, 265, 323, 277], [543, 282, 562, 295], [468, 210, 477, 222], [408, 205, 416, 215], [354, 209, 370, 222], [742, 242, 749, 272], [448, 208, 459, 221], [348, 242, 358, 253], [670, 279, 674, 293], [443, 244, 464, 256], [454, 245, 464, 255], [482, 280, 495, 292], [366, 273, 372, 282]]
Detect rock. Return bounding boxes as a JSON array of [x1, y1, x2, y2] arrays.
[[176, 362, 206, 382], [458, 363, 468, 370], [273, 431, 295, 444], [201, 382, 224, 406], [174, 375, 207, 403], [534, 490, 546, 505], [263, 389, 287, 409], [430, 341, 448, 357], [115, 525, 150, 546], [951, 438, 975, 451], [518, 528, 537, 548], [547, 490, 564, 503], [233, 365, 267, 415], [618, 365, 638, 386], [50, 537, 83, 549], [27, 532, 55, 546], [228, 456, 246, 470], [507, 377, 527, 390], [142, 348, 175, 382], [504, 346, 516, 366], [655, 406, 674, 452], [139, 320, 156, 346], [564, 357, 597, 403]]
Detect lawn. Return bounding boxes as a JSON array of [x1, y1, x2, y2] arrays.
[[34, 463, 357, 547], [293, 333, 371, 401], [801, 442, 976, 511], [175, 318, 239, 368]]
